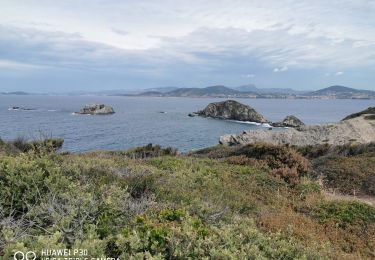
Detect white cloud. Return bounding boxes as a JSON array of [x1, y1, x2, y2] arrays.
[[335, 71, 344, 76], [242, 74, 255, 78], [0, 59, 41, 70], [1, 0, 375, 74], [273, 66, 289, 72]]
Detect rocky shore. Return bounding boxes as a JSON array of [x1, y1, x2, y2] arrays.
[[220, 107, 375, 146]]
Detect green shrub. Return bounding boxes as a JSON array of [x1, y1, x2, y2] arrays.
[[0, 137, 64, 154], [297, 142, 375, 159], [115, 214, 322, 259], [1, 142, 373, 259], [296, 181, 321, 199], [313, 201, 375, 227], [158, 208, 185, 222], [122, 143, 177, 159]]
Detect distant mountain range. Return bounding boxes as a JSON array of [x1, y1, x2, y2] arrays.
[[306, 85, 375, 99], [233, 84, 307, 95], [1, 85, 374, 99], [135, 85, 375, 99], [163, 85, 246, 97], [0, 91, 30, 95]]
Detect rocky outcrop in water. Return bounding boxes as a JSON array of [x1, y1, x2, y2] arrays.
[[9, 106, 36, 111], [220, 113, 375, 147], [197, 100, 268, 123], [272, 115, 305, 128], [78, 104, 115, 115]]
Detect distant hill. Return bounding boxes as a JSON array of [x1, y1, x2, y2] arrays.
[[17, 84, 371, 99], [139, 85, 309, 98], [233, 84, 258, 92], [136, 85, 375, 99], [161, 85, 245, 97], [144, 87, 179, 93], [234, 85, 305, 95], [138, 91, 163, 96], [307, 86, 375, 99], [1, 91, 30, 95]]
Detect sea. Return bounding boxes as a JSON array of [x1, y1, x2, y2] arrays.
[[0, 95, 373, 152]]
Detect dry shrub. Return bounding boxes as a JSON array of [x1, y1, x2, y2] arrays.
[[258, 210, 375, 259], [236, 143, 311, 175], [314, 155, 375, 196], [225, 155, 267, 168], [270, 167, 299, 186], [195, 143, 311, 175], [258, 210, 327, 243], [191, 145, 232, 158]]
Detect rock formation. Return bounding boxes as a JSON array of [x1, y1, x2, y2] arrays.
[[78, 104, 115, 115], [272, 115, 305, 128], [342, 107, 375, 121], [197, 100, 268, 123], [220, 113, 375, 147]]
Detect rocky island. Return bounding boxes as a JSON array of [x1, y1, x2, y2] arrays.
[[220, 107, 375, 146], [197, 100, 268, 123], [271, 115, 305, 128], [78, 104, 115, 115]]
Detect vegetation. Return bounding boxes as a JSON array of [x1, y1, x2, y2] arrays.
[[0, 139, 374, 259], [295, 142, 375, 195], [0, 137, 64, 154]]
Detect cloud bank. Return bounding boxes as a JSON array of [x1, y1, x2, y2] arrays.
[[0, 0, 374, 91]]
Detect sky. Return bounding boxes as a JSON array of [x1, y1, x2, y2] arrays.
[[0, 0, 375, 92]]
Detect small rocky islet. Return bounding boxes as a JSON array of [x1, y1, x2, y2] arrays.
[[195, 99, 304, 127], [196, 100, 269, 123], [271, 115, 305, 128], [77, 103, 115, 115]]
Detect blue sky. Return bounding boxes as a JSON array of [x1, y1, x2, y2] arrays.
[[0, 0, 375, 92]]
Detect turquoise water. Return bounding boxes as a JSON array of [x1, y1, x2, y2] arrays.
[[0, 95, 373, 152]]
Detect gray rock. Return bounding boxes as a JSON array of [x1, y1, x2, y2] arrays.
[[78, 104, 115, 115], [272, 115, 305, 128], [220, 114, 375, 147], [197, 100, 268, 123]]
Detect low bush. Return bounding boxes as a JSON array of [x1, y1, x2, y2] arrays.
[[114, 213, 322, 259], [314, 155, 375, 195], [0, 137, 64, 154], [297, 142, 375, 159], [194, 143, 311, 175], [225, 155, 268, 169], [270, 167, 299, 186], [1, 142, 374, 259], [313, 201, 375, 227], [296, 180, 321, 199], [122, 143, 177, 159]]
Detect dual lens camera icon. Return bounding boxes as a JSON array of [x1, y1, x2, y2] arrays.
[[13, 251, 36, 260]]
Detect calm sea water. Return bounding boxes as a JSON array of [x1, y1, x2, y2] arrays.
[[0, 95, 373, 152]]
